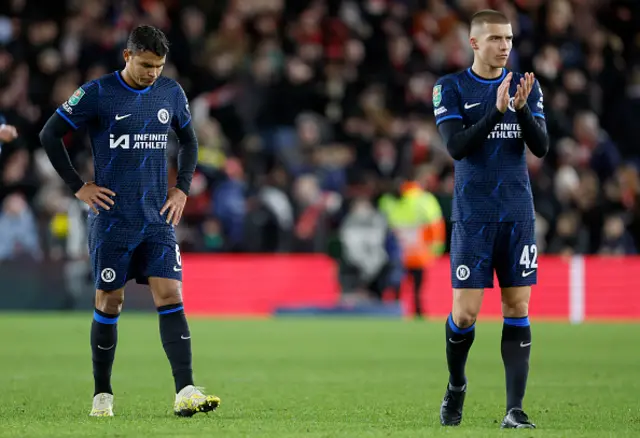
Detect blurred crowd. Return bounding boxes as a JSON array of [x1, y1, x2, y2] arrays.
[[0, 0, 639, 291]]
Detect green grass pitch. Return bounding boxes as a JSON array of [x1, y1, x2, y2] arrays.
[[0, 314, 638, 437]]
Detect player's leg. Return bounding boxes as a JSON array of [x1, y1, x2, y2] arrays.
[[440, 222, 496, 426], [140, 232, 220, 416], [88, 227, 134, 417], [495, 221, 537, 429], [90, 287, 124, 417], [148, 277, 194, 393], [447, 288, 483, 386], [148, 276, 220, 416], [440, 287, 483, 426]]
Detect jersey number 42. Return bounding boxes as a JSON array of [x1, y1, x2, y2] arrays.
[[519, 244, 538, 270]]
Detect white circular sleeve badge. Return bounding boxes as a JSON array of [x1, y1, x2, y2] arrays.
[[157, 108, 170, 124]]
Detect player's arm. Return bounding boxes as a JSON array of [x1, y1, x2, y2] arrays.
[[39, 112, 85, 194], [173, 121, 198, 196], [171, 84, 198, 196], [514, 75, 549, 158], [438, 112, 503, 161], [39, 83, 115, 213], [435, 74, 512, 161], [160, 84, 198, 226]]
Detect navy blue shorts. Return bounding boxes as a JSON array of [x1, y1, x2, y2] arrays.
[[450, 221, 538, 289], [88, 222, 182, 291]]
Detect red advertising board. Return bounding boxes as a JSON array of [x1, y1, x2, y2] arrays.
[[182, 254, 339, 316], [181, 254, 640, 321], [583, 256, 640, 320]]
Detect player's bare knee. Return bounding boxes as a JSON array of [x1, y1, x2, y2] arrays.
[[149, 278, 182, 307], [501, 287, 531, 317], [95, 289, 124, 314], [451, 310, 478, 328], [502, 301, 529, 318], [452, 289, 483, 327], [451, 302, 480, 327]]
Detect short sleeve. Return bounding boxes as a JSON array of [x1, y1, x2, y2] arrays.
[[172, 84, 192, 130], [528, 79, 545, 119], [433, 77, 463, 125], [56, 82, 99, 130]]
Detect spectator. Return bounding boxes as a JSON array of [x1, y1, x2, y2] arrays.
[[338, 197, 397, 302], [0, 0, 636, 261], [599, 214, 636, 255], [0, 193, 42, 262]]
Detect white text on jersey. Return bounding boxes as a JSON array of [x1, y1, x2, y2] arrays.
[[109, 133, 168, 150], [487, 123, 522, 140]]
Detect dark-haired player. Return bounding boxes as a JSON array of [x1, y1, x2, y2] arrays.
[[433, 10, 548, 429], [39, 25, 220, 417]]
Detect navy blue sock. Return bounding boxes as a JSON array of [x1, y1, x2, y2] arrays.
[[158, 303, 194, 393], [501, 316, 531, 411], [91, 309, 119, 396], [445, 314, 476, 388]]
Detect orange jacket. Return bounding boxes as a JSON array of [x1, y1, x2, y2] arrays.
[[379, 182, 446, 268]]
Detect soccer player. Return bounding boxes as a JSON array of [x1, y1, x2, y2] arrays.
[[39, 25, 220, 417], [433, 10, 548, 429]]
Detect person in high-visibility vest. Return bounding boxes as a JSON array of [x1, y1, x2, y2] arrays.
[[379, 179, 446, 317]]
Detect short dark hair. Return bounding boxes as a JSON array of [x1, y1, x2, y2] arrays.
[[127, 25, 170, 57], [470, 9, 510, 27]]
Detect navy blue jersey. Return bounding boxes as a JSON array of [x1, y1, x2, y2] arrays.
[[433, 68, 544, 222], [56, 71, 191, 229]]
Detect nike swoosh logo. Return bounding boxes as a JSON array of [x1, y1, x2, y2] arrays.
[[97, 344, 115, 350], [181, 335, 191, 340], [448, 338, 466, 344], [464, 102, 481, 109], [115, 114, 131, 121], [522, 270, 536, 277], [173, 266, 182, 272], [520, 341, 532, 348]]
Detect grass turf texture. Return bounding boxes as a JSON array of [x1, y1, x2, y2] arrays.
[[0, 314, 638, 437]]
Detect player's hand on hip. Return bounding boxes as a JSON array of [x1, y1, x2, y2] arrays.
[[160, 187, 187, 226], [75, 182, 116, 214], [496, 72, 512, 113], [514, 72, 535, 110]]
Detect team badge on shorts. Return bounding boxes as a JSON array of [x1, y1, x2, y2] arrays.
[[456, 265, 470, 281], [101, 268, 116, 283]]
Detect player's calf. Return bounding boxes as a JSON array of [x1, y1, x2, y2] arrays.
[[149, 278, 194, 393], [501, 287, 532, 413], [447, 289, 482, 386], [92, 289, 123, 396], [441, 313, 475, 426], [157, 302, 194, 393], [441, 289, 482, 426], [91, 309, 119, 397]]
